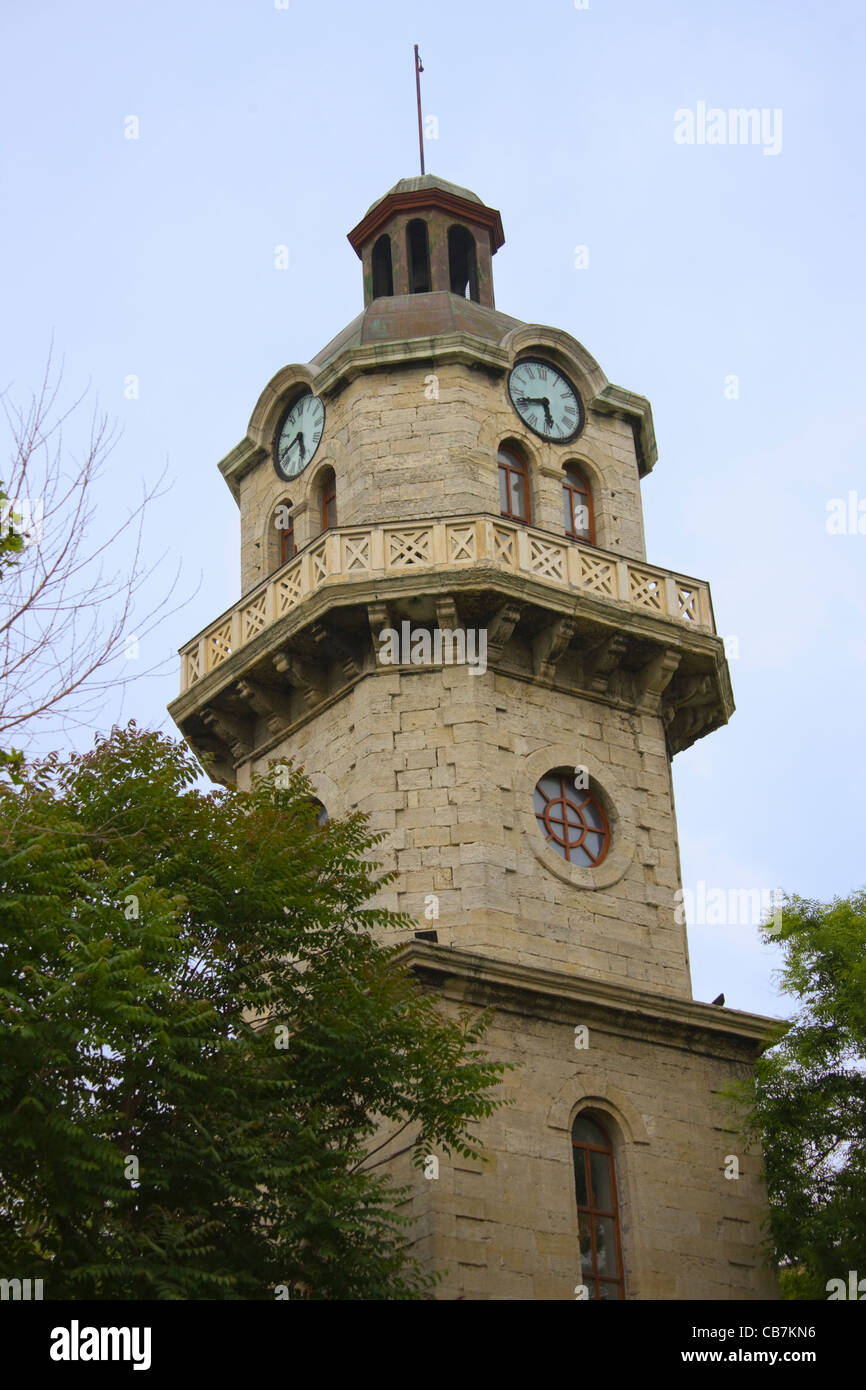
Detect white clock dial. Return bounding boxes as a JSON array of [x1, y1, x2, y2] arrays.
[[275, 392, 325, 479], [508, 359, 582, 442]]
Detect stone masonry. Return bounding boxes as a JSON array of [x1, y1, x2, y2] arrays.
[[169, 174, 778, 1300]]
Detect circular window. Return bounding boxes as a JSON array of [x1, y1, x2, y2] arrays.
[[533, 771, 610, 867]]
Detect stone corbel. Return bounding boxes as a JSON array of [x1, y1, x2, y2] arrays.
[[367, 601, 394, 667], [666, 704, 719, 753], [670, 672, 714, 708], [272, 649, 327, 708], [309, 622, 361, 680], [636, 649, 681, 712], [486, 601, 522, 661], [234, 678, 293, 736], [582, 633, 628, 694], [435, 595, 460, 632], [532, 617, 576, 684], [200, 706, 253, 762]]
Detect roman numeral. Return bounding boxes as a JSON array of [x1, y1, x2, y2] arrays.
[[523, 364, 535, 380]]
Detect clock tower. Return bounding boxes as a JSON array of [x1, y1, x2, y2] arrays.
[[169, 174, 778, 1300]]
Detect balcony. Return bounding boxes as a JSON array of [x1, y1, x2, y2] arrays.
[[177, 514, 716, 696]]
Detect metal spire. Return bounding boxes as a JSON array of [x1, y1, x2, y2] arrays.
[[414, 45, 425, 175]]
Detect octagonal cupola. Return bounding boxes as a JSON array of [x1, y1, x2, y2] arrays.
[[347, 174, 505, 308]]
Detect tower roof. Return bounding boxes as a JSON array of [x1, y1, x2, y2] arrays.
[[362, 174, 484, 218], [348, 175, 504, 257]]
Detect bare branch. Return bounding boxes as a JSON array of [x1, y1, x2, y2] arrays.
[[1, 352, 197, 748]]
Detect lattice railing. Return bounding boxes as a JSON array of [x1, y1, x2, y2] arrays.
[[179, 516, 714, 691]]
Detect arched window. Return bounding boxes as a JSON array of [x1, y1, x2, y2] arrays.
[[372, 233, 394, 299], [572, 1113, 625, 1300], [406, 218, 431, 294], [319, 468, 337, 531], [448, 224, 479, 301], [498, 444, 530, 523], [563, 465, 594, 543], [271, 500, 295, 571]]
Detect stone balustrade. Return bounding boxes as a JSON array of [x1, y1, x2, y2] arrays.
[[178, 514, 715, 694]]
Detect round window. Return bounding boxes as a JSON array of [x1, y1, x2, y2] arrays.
[[533, 771, 610, 867]]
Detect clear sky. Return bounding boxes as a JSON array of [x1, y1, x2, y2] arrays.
[[2, 0, 864, 1020]]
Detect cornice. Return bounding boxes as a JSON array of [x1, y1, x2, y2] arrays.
[[394, 942, 784, 1058], [347, 187, 505, 256]]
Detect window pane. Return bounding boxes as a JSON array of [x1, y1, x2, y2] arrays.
[[573, 1116, 606, 1147], [510, 471, 525, 518], [573, 1149, 589, 1207], [598, 1280, 620, 1300], [589, 1150, 614, 1211], [579, 1222, 594, 1273], [499, 466, 509, 513], [593, 1217, 617, 1275], [563, 489, 572, 531]]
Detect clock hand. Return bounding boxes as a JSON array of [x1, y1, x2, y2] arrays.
[[517, 395, 555, 429], [280, 431, 305, 466]]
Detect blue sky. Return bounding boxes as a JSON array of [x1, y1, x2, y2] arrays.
[[2, 0, 864, 1019]]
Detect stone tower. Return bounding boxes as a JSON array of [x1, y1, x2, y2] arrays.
[[168, 174, 777, 1301]]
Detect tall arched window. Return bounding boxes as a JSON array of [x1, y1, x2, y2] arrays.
[[273, 499, 295, 568], [448, 224, 479, 301], [498, 444, 530, 523], [563, 465, 594, 544], [406, 218, 431, 293], [372, 233, 394, 298], [320, 468, 337, 531], [572, 1113, 625, 1300]]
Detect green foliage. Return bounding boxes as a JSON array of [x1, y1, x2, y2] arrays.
[[0, 482, 25, 576], [739, 892, 866, 1299], [0, 724, 507, 1299]]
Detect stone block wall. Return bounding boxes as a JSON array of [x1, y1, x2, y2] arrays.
[[248, 660, 693, 997], [236, 360, 647, 595], [374, 969, 777, 1301]]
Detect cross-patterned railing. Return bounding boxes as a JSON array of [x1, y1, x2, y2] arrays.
[[178, 515, 715, 693]]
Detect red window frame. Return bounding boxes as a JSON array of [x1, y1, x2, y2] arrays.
[[279, 514, 295, 565], [498, 445, 530, 523], [320, 470, 337, 531], [563, 465, 594, 544], [572, 1115, 626, 1300], [534, 772, 610, 867]]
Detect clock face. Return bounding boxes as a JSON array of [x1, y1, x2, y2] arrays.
[[508, 359, 582, 442], [274, 392, 325, 479]]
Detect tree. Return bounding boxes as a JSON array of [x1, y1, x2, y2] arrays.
[[0, 723, 506, 1299], [0, 355, 184, 751], [740, 892, 866, 1299]]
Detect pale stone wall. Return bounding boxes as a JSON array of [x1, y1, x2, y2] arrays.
[[248, 660, 692, 998], [237, 360, 647, 596], [375, 973, 777, 1301], [214, 271, 776, 1303]]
